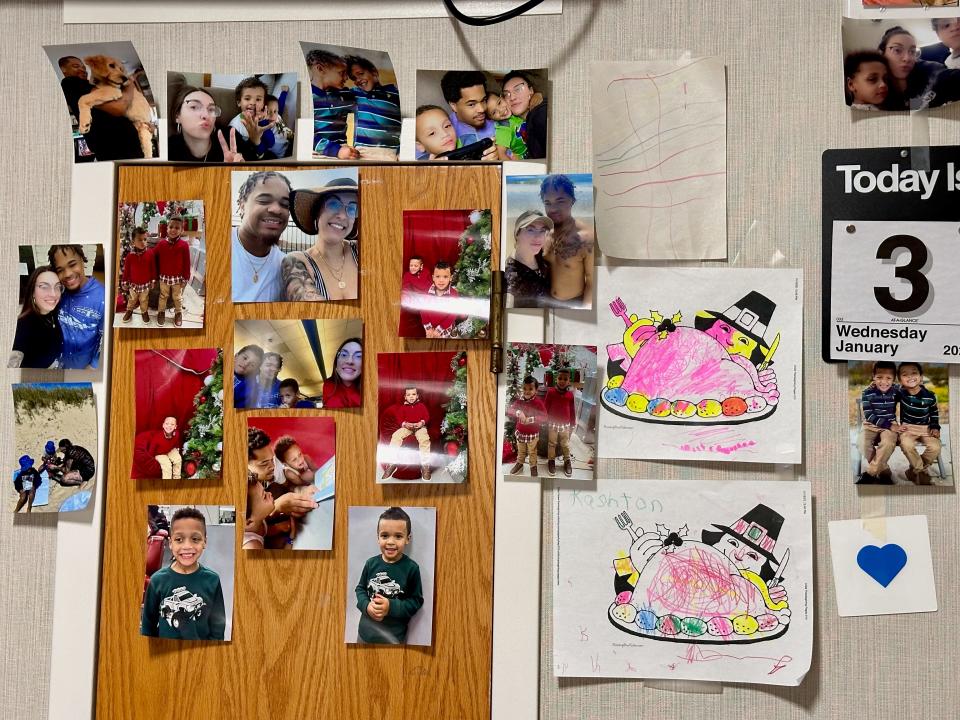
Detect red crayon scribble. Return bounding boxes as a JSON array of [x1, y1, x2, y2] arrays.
[[681, 645, 793, 675], [602, 170, 727, 197]]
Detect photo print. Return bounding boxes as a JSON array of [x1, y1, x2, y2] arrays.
[[230, 168, 360, 303], [504, 174, 595, 310], [141, 504, 236, 642], [132, 349, 223, 481], [414, 68, 548, 161], [344, 506, 436, 646], [44, 41, 158, 163], [167, 71, 297, 162], [399, 209, 491, 339], [116, 201, 205, 329], [9, 244, 105, 371], [377, 351, 467, 483], [245, 417, 336, 551], [849, 360, 953, 486], [502, 343, 598, 481], [9, 383, 96, 513], [234, 318, 363, 410], [300, 42, 401, 161]]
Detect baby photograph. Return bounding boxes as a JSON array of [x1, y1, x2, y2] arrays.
[[502, 343, 598, 481], [300, 42, 401, 161], [505, 174, 595, 310], [344, 506, 436, 646], [132, 349, 223, 481], [849, 360, 954, 486], [167, 71, 297, 162], [245, 417, 336, 551], [233, 319, 363, 410], [10, 244, 106, 372], [377, 350, 468, 484], [230, 168, 360, 303], [44, 41, 159, 163], [141, 504, 236, 642], [9, 383, 96, 513], [115, 200, 206, 329], [399, 209, 492, 339]]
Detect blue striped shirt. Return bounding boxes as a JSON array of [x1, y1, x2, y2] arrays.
[[351, 84, 401, 151], [312, 85, 355, 157], [861, 384, 898, 429], [898, 386, 940, 429]]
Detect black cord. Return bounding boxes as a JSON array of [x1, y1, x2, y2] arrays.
[[443, 0, 547, 26]]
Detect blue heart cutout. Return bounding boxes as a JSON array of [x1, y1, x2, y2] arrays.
[[856, 544, 908, 588]]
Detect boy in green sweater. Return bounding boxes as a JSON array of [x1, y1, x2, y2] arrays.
[[355, 506, 424, 644]]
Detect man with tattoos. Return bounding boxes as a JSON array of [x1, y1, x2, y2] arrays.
[[231, 171, 292, 303], [541, 174, 595, 310]]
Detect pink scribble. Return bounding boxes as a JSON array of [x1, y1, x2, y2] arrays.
[[643, 546, 761, 616], [681, 645, 793, 675], [679, 440, 757, 455]]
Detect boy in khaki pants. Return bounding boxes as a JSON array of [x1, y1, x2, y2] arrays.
[[155, 215, 191, 327], [508, 376, 546, 477]]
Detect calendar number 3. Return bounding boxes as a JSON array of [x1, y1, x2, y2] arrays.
[[873, 234, 930, 314]]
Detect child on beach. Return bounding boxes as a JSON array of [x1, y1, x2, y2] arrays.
[[858, 361, 899, 484], [233, 344, 264, 409], [508, 376, 547, 477], [844, 51, 890, 110], [306, 49, 360, 160], [354, 506, 424, 644], [140, 507, 227, 640], [896, 362, 942, 485], [121, 227, 156, 324], [545, 368, 578, 477], [382, 387, 433, 481], [420, 261, 461, 338], [154, 215, 191, 327], [13, 455, 41, 513]]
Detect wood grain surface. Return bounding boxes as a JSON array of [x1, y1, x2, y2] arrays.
[[96, 163, 500, 720]]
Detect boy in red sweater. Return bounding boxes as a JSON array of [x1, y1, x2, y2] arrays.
[[382, 387, 433, 481], [508, 375, 547, 477], [154, 215, 192, 327], [121, 227, 156, 324], [545, 369, 577, 477], [134, 416, 182, 479], [420, 261, 461, 338]]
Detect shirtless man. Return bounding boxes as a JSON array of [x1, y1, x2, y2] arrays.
[[541, 174, 594, 309]]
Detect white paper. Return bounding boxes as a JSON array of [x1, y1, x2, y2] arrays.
[[553, 479, 813, 686], [828, 515, 938, 617], [597, 267, 803, 463], [591, 57, 726, 260]]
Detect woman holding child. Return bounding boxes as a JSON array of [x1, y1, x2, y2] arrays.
[[505, 210, 553, 308], [10, 265, 64, 369], [167, 86, 250, 163], [877, 26, 960, 110], [322, 337, 363, 409]]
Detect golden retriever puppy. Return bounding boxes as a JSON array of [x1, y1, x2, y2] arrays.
[[78, 55, 156, 159]]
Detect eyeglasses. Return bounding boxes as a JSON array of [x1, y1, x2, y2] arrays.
[[521, 225, 549, 235], [503, 82, 530, 98], [182, 99, 222, 117], [324, 198, 359, 218], [885, 45, 921, 60], [337, 350, 362, 361], [36, 281, 63, 293]]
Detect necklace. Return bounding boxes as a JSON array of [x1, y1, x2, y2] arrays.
[[315, 244, 348, 289], [241, 246, 270, 283]]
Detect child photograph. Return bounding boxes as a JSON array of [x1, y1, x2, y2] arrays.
[[245, 417, 336, 551], [399, 209, 492, 339], [849, 360, 954, 486], [234, 318, 363, 410], [9, 244, 106, 371], [230, 168, 360, 303], [141, 504, 235, 642], [505, 174, 595, 310], [132, 349, 223, 481], [344, 506, 436, 646], [115, 200, 206, 329], [300, 42, 401, 161], [377, 351, 467, 484], [415, 68, 548, 161], [167, 71, 297, 162], [9, 383, 96, 513], [501, 343, 598, 481], [44, 41, 159, 163]]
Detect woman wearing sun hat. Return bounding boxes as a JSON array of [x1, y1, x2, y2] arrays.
[[281, 177, 360, 301], [505, 209, 553, 308]]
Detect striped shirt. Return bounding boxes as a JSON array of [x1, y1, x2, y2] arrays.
[[351, 84, 401, 151], [312, 85, 355, 158], [898, 386, 940, 429], [861, 384, 898, 429]]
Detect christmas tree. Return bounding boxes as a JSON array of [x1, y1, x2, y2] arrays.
[[183, 349, 224, 479], [440, 351, 468, 482], [452, 209, 493, 339]]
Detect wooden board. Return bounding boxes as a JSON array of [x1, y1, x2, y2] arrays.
[[96, 163, 500, 720]]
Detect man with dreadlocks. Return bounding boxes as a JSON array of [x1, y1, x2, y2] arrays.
[[231, 171, 292, 302]]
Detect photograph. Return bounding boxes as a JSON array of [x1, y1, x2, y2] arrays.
[[862, 1, 958, 7], [415, 68, 548, 161], [141, 504, 236, 642], [9, 383, 96, 513], [245, 417, 336, 551], [301, 42, 401, 161], [504, 174, 595, 310], [849, 360, 954, 486], [167, 71, 297, 162], [116, 201, 205, 329], [399, 209, 491, 339], [501, 343, 598, 481], [377, 351, 467, 483], [233, 319, 362, 410], [231, 168, 360, 303], [842, 17, 960, 110], [9, 244, 105, 371], [44, 41, 158, 162], [344, 506, 436, 646], [132, 349, 223, 480]]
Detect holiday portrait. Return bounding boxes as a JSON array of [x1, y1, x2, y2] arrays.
[[9, 244, 106, 372], [399, 209, 492, 339], [141, 504, 236, 642], [131, 349, 223, 480], [245, 417, 336, 551], [301, 42, 401, 161], [377, 351, 468, 484], [9, 383, 96, 514], [234, 318, 363, 410], [230, 168, 360, 303], [115, 200, 205, 329]]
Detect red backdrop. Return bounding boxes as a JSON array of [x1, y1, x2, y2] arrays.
[[134, 349, 218, 434], [244, 417, 336, 470]]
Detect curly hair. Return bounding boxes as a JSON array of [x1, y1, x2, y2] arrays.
[[273, 435, 298, 462], [247, 426, 271, 459], [236, 171, 292, 210], [170, 506, 206, 533], [234, 76, 268, 105], [379, 506, 411, 535], [47, 244, 87, 267]]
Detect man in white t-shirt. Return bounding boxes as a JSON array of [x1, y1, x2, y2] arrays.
[[232, 171, 292, 302]]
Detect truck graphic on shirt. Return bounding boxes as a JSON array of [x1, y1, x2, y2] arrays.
[[160, 586, 206, 628], [367, 572, 403, 598]]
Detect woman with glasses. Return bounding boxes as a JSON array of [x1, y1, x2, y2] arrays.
[[506, 210, 554, 308], [502, 70, 547, 159], [878, 26, 960, 110], [9, 265, 64, 369], [167, 85, 250, 162], [322, 337, 363, 409]]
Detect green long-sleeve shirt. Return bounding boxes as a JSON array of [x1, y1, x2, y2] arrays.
[[140, 565, 226, 641], [355, 554, 423, 644]]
